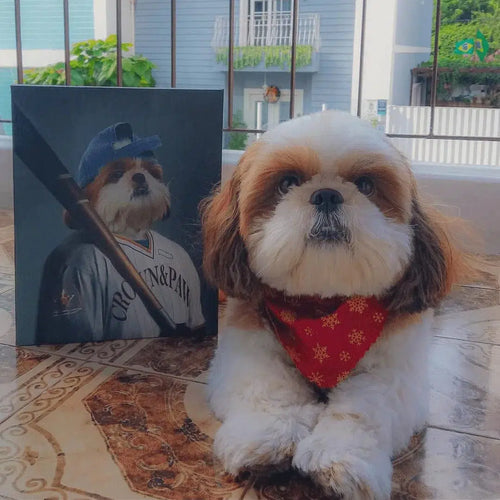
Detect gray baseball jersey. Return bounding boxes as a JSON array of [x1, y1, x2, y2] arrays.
[[37, 230, 205, 343]]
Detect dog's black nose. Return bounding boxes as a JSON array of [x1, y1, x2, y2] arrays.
[[132, 173, 146, 185], [310, 189, 344, 212]]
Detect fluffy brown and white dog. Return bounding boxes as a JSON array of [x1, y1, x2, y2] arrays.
[[37, 150, 208, 343], [75, 157, 170, 239], [201, 110, 471, 499]]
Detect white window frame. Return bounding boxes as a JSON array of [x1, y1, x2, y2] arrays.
[[239, 0, 294, 46], [243, 87, 304, 134]]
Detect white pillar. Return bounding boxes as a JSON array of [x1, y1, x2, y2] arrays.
[[256, 101, 263, 139]]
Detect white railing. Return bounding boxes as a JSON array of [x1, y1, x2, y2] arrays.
[[387, 106, 500, 167], [212, 13, 320, 50]]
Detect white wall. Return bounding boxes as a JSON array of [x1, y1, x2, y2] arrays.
[[353, 0, 433, 115], [94, 0, 135, 52], [413, 164, 500, 255], [0, 50, 66, 68], [360, 0, 397, 104]]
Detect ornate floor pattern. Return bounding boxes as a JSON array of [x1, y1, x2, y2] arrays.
[[0, 209, 499, 499]]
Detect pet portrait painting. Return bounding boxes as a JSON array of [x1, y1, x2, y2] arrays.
[[13, 86, 222, 346], [201, 110, 474, 499]]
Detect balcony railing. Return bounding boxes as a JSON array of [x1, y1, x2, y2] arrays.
[[212, 12, 320, 50]]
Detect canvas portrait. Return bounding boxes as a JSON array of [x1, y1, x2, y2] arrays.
[[12, 86, 223, 345]]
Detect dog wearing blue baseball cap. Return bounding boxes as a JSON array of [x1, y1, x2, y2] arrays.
[[67, 122, 170, 237], [37, 123, 205, 343]]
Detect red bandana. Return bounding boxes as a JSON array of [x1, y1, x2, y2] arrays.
[[265, 295, 388, 389]]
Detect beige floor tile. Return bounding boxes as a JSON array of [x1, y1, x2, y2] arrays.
[[437, 285, 500, 316], [0, 225, 14, 244], [0, 361, 241, 500], [433, 305, 500, 345], [32, 341, 140, 362], [116, 334, 217, 382], [0, 209, 14, 227], [0, 345, 50, 385], [429, 337, 500, 440], [392, 427, 500, 499], [0, 357, 431, 500], [0, 354, 89, 424], [84, 337, 143, 364], [464, 255, 500, 290], [0, 290, 15, 345], [0, 210, 14, 270], [0, 265, 14, 294]]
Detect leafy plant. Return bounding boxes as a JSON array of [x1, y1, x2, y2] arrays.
[[419, 57, 499, 98], [439, 0, 496, 24], [24, 35, 156, 87], [424, 0, 499, 63], [216, 45, 313, 70], [418, 0, 499, 103], [429, 21, 498, 63], [226, 111, 248, 150]]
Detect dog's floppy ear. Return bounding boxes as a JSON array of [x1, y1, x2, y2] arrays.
[[385, 198, 466, 314], [201, 165, 260, 300]]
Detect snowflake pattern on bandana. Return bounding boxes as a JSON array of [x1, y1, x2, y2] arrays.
[[348, 329, 366, 346], [279, 309, 297, 325], [265, 296, 388, 389], [321, 313, 341, 329], [346, 297, 368, 314]]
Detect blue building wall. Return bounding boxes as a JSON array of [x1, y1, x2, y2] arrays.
[[0, 0, 94, 50], [0, 0, 16, 51], [135, 0, 356, 122], [303, 0, 355, 112], [0, 0, 94, 130], [135, 0, 227, 89], [0, 68, 16, 134]]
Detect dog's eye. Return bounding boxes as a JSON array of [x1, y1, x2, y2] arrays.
[[148, 165, 162, 180], [354, 176, 375, 196], [278, 175, 301, 195], [109, 170, 125, 182]]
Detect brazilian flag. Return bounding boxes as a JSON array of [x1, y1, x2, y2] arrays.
[[475, 30, 489, 61], [454, 38, 474, 55]]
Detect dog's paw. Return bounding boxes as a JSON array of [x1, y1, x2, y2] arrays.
[[214, 406, 319, 476], [293, 434, 392, 500]]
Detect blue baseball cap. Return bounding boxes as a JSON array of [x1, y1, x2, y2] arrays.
[[77, 122, 162, 187]]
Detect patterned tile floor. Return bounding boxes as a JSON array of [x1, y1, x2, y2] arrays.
[[0, 208, 499, 499]]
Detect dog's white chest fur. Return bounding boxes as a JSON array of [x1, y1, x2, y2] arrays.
[[206, 303, 432, 499]]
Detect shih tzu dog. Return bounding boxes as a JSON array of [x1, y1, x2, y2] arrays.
[[37, 123, 205, 343], [201, 111, 471, 499], [80, 155, 170, 239]]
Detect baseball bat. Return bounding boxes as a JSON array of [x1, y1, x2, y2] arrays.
[[12, 103, 178, 334]]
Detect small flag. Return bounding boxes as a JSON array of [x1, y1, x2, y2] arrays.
[[474, 30, 489, 61], [454, 38, 475, 55]]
